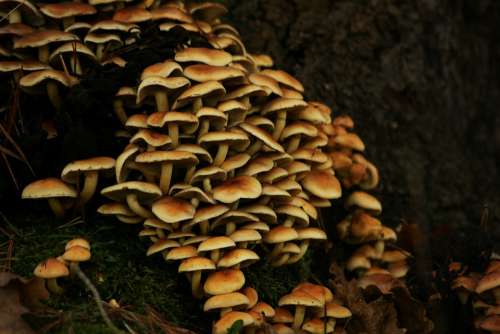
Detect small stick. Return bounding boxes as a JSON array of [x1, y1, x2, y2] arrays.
[[74, 265, 123, 334]]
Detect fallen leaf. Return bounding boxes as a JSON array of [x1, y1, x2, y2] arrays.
[[0, 272, 36, 334]]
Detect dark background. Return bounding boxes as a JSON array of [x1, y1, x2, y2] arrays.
[[226, 0, 500, 258]]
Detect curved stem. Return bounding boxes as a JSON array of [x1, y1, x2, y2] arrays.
[[46, 81, 61, 110], [286, 135, 301, 153], [193, 97, 203, 113], [155, 92, 168, 112], [283, 217, 295, 227], [191, 270, 202, 298], [203, 178, 212, 193], [78, 171, 98, 207], [159, 162, 173, 194], [74, 265, 122, 334], [246, 141, 262, 156], [272, 111, 286, 140], [48, 198, 65, 218], [269, 242, 284, 259], [271, 253, 290, 267], [47, 278, 64, 295], [210, 249, 220, 263], [126, 193, 152, 218], [168, 123, 179, 148], [197, 120, 210, 141], [185, 166, 196, 183], [214, 143, 229, 166], [225, 222, 236, 235], [112, 100, 128, 125], [292, 305, 305, 330], [288, 240, 309, 264], [200, 221, 209, 235]]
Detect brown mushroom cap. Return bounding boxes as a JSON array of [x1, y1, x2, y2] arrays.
[[184, 64, 245, 83], [217, 248, 260, 268], [204, 269, 245, 295], [140, 60, 182, 80], [34, 258, 69, 279], [239, 122, 285, 152], [61, 157, 115, 183], [14, 30, 77, 49], [476, 271, 500, 294], [264, 226, 299, 244], [204, 292, 250, 312], [165, 245, 198, 261], [22, 178, 77, 199], [301, 170, 341, 199], [175, 47, 232, 66], [213, 311, 254, 334], [260, 69, 304, 93], [152, 196, 195, 224], [178, 256, 215, 272], [345, 191, 382, 214], [151, 6, 192, 23], [213, 176, 262, 203], [101, 181, 161, 201], [65, 238, 90, 250], [62, 245, 91, 262], [198, 236, 235, 252], [39, 2, 96, 19], [113, 6, 152, 23], [302, 318, 335, 334]]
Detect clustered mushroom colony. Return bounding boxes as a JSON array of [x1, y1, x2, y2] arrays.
[[451, 260, 500, 333], [9, 0, 404, 332]]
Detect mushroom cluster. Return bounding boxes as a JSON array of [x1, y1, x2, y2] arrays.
[[13, 0, 404, 332], [451, 260, 500, 333], [33, 237, 91, 294]]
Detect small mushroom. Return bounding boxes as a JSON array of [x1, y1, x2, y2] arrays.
[[34, 258, 69, 295], [22, 178, 77, 218]]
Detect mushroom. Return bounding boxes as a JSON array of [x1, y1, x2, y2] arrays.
[[136, 76, 190, 116], [217, 248, 260, 269], [97, 202, 143, 224], [213, 311, 254, 334], [34, 258, 69, 294], [62, 245, 91, 275], [39, 2, 96, 29], [261, 97, 307, 140], [175, 47, 232, 67], [49, 42, 97, 75], [178, 256, 215, 298], [287, 228, 327, 264], [204, 269, 246, 296], [191, 204, 229, 235], [301, 170, 342, 200], [198, 236, 235, 262], [212, 175, 262, 207], [239, 122, 285, 155], [278, 288, 324, 330], [100, 181, 161, 218], [264, 226, 299, 259], [204, 292, 250, 316], [14, 30, 77, 63], [21, 178, 77, 218], [151, 196, 195, 230], [61, 157, 115, 208]]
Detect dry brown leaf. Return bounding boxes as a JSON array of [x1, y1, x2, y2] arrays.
[[0, 272, 50, 334]]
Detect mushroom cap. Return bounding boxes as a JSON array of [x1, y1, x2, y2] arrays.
[[146, 239, 180, 256], [217, 248, 260, 268], [152, 196, 195, 224], [136, 150, 198, 166], [113, 6, 152, 23], [291, 148, 328, 164], [101, 181, 161, 202], [230, 229, 262, 243], [22, 178, 77, 199], [451, 276, 478, 291], [249, 73, 282, 96], [190, 166, 226, 184], [220, 153, 251, 172], [184, 64, 245, 83], [89, 19, 139, 34], [476, 271, 500, 294], [198, 236, 235, 252], [251, 302, 275, 318], [241, 287, 259, 308], [314, 302, 352, 318], [357, 273, 395, 294], [345, 191, 382, 214], [241, 204, 277, 224], [192, 204, 230, 224], [0, 23, 33, 36], [34, 258, 69, 279], [272, 324, 295, 334], [175, 47, 232, 66], [177, 144, 213, 163], [130, 129, 172, 148], [239, 157, 274, 177], [165, 245, 198, 261], [222, 84, 269, 101], [264, 226, 298, 244], [178, 256, 215, 273], [239, 122, 284, 152], [292, 283, 333, 302], [182, 235, 210, 246], [296, 227, 327, 240], [213, 311, 254, 334], [0, 60, 48, 72], [196, 107, 227, 127], [251, 54, 273, 67], [279, 196, 317, 220], [213, 176, 262, 203], [39, 2, 96, 18], [189, 1, 228, 22], [272, 307, 294, 323], [0, 0, 44, 26], [65, 238, 90, 251], [204, 292, 249, 311], [61, 157, 115, 183], [136, 76, 190, 105], [280, 121, 318, 141], [278, 290, 324, 308], [302, 318, 335, 334], [20, 70, 76, 90], [14, 30, 77, 49], [302, 170, 341, 199], [334, 133, 365, 151], [479, 315, 500, 332], [204, 269, 245, 295], [347, 254, 371, 271], [276, 205, 309, 226], [174, 80, 226, 109], [62, 245, 91, 262], [242, 222, 270, 232], [49, 42, 97, 63], [140, 60, 182, 80], [174, 186, 215, 205], [151, 6, 192, 23], [97, 202, 136, 217], [260, 69, 304, 92], [125, 114, 148, 129]]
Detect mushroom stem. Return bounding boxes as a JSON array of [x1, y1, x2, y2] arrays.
[[112, 100, 128, 125], [374, 240, 384, 259], [38, 46, 50, 63], [292, 305, 306, 330], [287, 135, 301, 153], [246, 141, 262, 156], [185, 166, 196, 183], [220, 307, 232, 316], [283, 217, 295, 227], [191, 270, 202, 298], [269, 242, 284, 258], [8, 9, 21, 23], [258, 196, 271, 205], [225, 222, 236, 235], [200, 221, 209, 235], [46, 278, 64, 294], [168, 123, 179, 147], [271, 253, 290, 267], [240, 242, 248, 249], [198, 120, 210, 140], [288, 240, 310, 264], [193, 97, 203, 113], [46, 81, 62, 110], [203, 178, 212, 193], [78, 171, 99, 207], [48, 198, 65, 218], [117, 215, 143, 224], [70, 54, 82, 75], [96, 44, 104, 62], [159, 162, 173, 194], [210, 249, 221, 262], [155, 92, 168, 112], [213, 143, 229, 166], [273, 111, 286, 140], [126, 193, 152, 218], [156, 228, 165, 238]]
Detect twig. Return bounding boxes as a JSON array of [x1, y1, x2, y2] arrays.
[[74, 265, 123, 334], [0, 3, 22, 24]]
